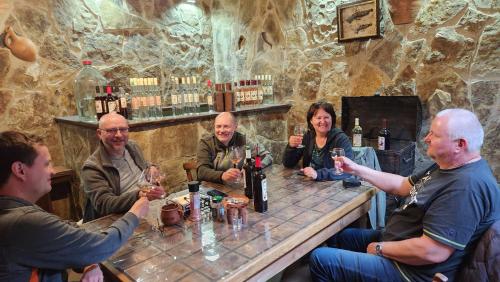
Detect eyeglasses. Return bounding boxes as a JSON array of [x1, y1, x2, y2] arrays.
[[99, 127, 129, 134]]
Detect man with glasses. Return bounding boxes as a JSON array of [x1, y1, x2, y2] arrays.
[[309, 109, 500, 282], [82, 112, 164, 222], [0, 130, 149, 282], [197, 112, 273, 184]]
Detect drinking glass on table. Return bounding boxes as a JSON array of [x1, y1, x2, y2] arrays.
[[229, 146, 243, 183], [330, 148, 345, 175], [293, 124, 306, 148], [138, 166, 165, 198]]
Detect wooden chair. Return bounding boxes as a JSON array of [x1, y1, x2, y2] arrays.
[[183, 160, 198, 182]]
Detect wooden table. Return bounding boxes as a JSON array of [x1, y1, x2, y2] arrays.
[[83, 165, 376, 282]]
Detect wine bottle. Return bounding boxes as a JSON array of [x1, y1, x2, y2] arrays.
[[243, 145, 254, 199], [95, 86, 105, 120], [352, 117, 363, 147], [378, 118, 391, 150], [105, 85, 118, 114], [253, 155, 268, 213]]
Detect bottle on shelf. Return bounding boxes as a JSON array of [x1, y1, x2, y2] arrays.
[[129, 78, 140, 120], [74, 60, 107, 121], [192, 76, 200, 114], [153, 77, 162, 118], [263, 74, 275, 104], [206, 80, 214, 112], [378, 118, 391, 150], [214, 83, 225, 112], [244, 80, 252, 107], [239, 80, 246, 108], [352, 117, 363, 147], [117, 87, 129, 119], [253, 155, 268, 213], [105, 85, 118, 114], [256, 77, 264, 105], [243, 145, 254, 199], [138, 78, 149, 120], [234, 81, 241, 109], [95, 86, 105, 120], [224, 82, 234, 112], [162, 77, 173, 117]]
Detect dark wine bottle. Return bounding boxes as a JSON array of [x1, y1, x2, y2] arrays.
[[95, 86, 105, 120], [378, 118, 391, 150], [243, 145, 254, 199], [105, 85, 118, 114], [253, 155, 268, 213]]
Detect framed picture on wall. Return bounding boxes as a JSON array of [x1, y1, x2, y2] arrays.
[[337, 0, 380, 42]]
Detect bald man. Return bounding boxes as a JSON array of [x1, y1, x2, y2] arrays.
[[309, 109, 500, 282], [82, 113, 164, 222], [197, 112, 273, 184]]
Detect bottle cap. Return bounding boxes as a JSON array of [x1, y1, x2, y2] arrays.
[[188, 181, 200, 192], [82, 60, 92, 65], [255, 156, 262, 168]]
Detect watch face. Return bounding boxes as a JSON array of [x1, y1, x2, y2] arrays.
[[376, 244, 382, 256]]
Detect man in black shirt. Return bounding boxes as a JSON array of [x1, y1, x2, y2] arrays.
[[309, 108, 500, 282]]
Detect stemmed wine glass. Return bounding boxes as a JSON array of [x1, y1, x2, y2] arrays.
[[330, 148, 345, 175], [293, 125, 306, 148], [138, 166, 165, 197], [229, 146, 243, 183]]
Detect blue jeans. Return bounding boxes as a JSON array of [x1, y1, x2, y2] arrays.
[[309, 228, 404, 282]]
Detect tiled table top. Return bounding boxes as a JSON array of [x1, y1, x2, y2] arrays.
[[83, 165, 375, 282]]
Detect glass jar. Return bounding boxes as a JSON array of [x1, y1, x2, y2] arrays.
[[74, 60, 107, 120]]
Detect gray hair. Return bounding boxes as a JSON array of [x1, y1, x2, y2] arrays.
[[436, 108, 484, 153]]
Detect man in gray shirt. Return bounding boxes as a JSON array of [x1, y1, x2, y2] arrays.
[[0, 130, 149, 282], [82, 112, 164, 222]]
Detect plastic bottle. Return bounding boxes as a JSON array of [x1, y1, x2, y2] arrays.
[[74, 60, 107, 121]]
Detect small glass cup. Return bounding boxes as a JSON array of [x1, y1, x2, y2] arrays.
[[293, 125, 306, 148], [330, 148, 345, 175]]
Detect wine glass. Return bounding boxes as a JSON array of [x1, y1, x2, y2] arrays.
[[138, 166, 165, 197], [138, 168, 154, 194], [229, 146, 243, 183], [293, 125, 306, 148], [330, 148, 345, 175]]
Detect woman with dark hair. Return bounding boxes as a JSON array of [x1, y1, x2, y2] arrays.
[[283, 101, 353, 180]]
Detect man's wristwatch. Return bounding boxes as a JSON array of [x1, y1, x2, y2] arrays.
[[375, 243, 383, 257]]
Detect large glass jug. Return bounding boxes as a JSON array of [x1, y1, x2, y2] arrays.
[[74, 60, 107, 120]]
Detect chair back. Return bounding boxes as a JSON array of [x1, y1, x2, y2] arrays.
[[183, 160, 198, 182], [456, 220, 500, 282]]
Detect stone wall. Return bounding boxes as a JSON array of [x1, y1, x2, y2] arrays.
[[0, 0, 499, 188]]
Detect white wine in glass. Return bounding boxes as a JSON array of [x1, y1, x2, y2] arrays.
[[330, 148, 345, 175], [293, 125, 306, 148], [229, 146, 243, 183]]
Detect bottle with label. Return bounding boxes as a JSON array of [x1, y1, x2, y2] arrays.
[[243, 145, 254, 199], [206, 80, 214, 112], [94, 86, 105, 120], [74, 60, 107, 121], [224, 82, 235, 111], [352, 117, 363, 147], [215, 83, 225, 112], [117, 87, 129, 119], [105, 85, 118, 114], [378, 118, 391, 150], [253, 155, 268, 213]]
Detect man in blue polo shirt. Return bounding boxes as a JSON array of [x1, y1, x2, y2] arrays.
[[309, 108, 500, 282]]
